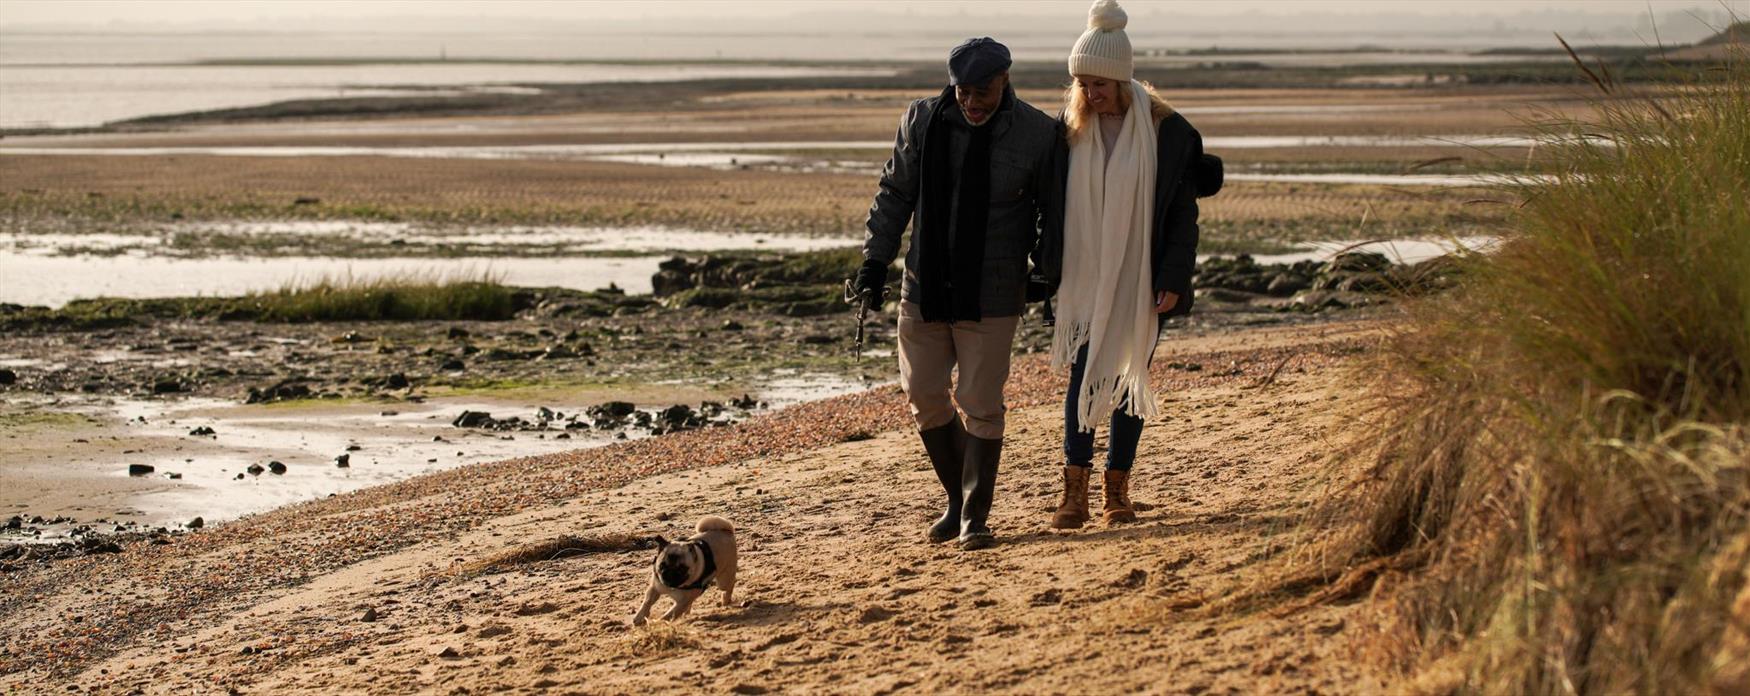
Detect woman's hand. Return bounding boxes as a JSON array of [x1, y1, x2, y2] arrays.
[[1154, 290, 1179, 314]]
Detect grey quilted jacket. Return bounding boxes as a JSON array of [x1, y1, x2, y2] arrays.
[[861, 87, 1066, 319]]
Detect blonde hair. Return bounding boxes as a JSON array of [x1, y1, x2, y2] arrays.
[[1062, 78, 1173, 144]]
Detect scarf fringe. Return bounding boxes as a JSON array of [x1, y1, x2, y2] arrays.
[[1070, 369, 1160, 434], [1048, 319, 1091, 370]]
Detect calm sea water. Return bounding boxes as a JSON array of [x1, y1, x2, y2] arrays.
[[0, 60, 897, 129], [0, 224, 859, 307], [0, 29, 1561, 129]]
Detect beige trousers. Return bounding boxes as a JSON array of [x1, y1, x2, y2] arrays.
[[896, 300, 1021, 440]]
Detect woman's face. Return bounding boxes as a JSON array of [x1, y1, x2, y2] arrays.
[[1075, 75, 1121, 115]]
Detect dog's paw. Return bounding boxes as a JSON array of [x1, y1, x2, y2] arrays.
[[629, 615, 648, 627]]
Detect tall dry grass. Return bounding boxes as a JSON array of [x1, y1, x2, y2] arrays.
[[1302, 50, 1749, 693]]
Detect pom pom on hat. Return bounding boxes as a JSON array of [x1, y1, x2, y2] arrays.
[[1087, 0, 1127, 31]]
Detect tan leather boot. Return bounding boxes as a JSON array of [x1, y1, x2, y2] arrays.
[[1050, 465, 1091, 529], [1103, 469, 1137, 524]]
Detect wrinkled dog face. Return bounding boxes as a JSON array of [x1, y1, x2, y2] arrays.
[[656, 542, 700, 589]]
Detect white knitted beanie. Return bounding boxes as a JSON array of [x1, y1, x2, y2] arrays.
[[1068, 0, 1133, 81]]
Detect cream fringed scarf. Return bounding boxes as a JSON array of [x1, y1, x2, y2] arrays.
[[1050, 80, 1159, 432]]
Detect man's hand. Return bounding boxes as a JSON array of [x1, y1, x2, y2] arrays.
[[1154, 290, 1180, 314], [854, 260, 888, 310]]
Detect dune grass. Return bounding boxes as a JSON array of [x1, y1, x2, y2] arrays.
[[1294, 49, 1749, 693], [243, 272, 519, 322]]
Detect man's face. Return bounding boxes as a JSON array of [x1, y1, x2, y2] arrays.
[[954, 72, 1007, 126]]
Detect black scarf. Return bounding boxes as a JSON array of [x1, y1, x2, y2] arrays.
[[916, 86, 1002, 323]]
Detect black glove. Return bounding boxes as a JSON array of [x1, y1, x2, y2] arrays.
[[1024, 276, 1054, 304], [853, 259, 888, 310]]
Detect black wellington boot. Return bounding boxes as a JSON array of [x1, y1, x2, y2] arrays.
[[957, 434, 1003, 550], [918, 420, 965, 543]]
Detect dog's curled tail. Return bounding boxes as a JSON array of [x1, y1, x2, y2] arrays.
[[696, 515, 734, 534]]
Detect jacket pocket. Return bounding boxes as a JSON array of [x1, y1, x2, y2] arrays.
[[988, 152, 1031, 203]]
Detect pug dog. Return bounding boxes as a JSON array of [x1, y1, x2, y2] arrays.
[[630, 515, 738, 626]]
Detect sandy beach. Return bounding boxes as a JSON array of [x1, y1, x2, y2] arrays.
[[1, 319, 1385, 694]]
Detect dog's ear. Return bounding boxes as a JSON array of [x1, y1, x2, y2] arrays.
[[652, 535, 669, 547]]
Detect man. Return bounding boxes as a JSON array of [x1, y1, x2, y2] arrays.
[[855, 37, 1065, 551]]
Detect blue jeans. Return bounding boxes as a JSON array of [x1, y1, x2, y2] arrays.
[[1063, 326, 1160, 471]]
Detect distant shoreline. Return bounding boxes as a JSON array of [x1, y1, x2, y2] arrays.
[[0, 51, 1718, 137]]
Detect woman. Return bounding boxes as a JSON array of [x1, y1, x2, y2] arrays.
[[1048, 0, 1221, 529]]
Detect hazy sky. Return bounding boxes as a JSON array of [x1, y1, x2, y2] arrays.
[[3, 0, 1742, 26], [2, 1, 1743, 50]]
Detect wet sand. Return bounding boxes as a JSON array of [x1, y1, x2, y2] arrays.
[[3, 383, 722, 529]]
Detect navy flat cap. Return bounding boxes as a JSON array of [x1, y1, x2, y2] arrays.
[[948, 37, 1011, 87]]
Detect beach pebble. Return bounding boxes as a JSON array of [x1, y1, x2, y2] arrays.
[[360, 607, 378, 622], [0, 369, 15, 385], [336, 454, 351, 468], [187, 517, 204, 529], [188, 426, 216, 436], [4, 516, 20, 530], [267, 461, 287, 475], [127, 464, 155, 476], [453, 411, 494, 428], [434, 645, 460, 659], [246, 464, 265, 476]]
